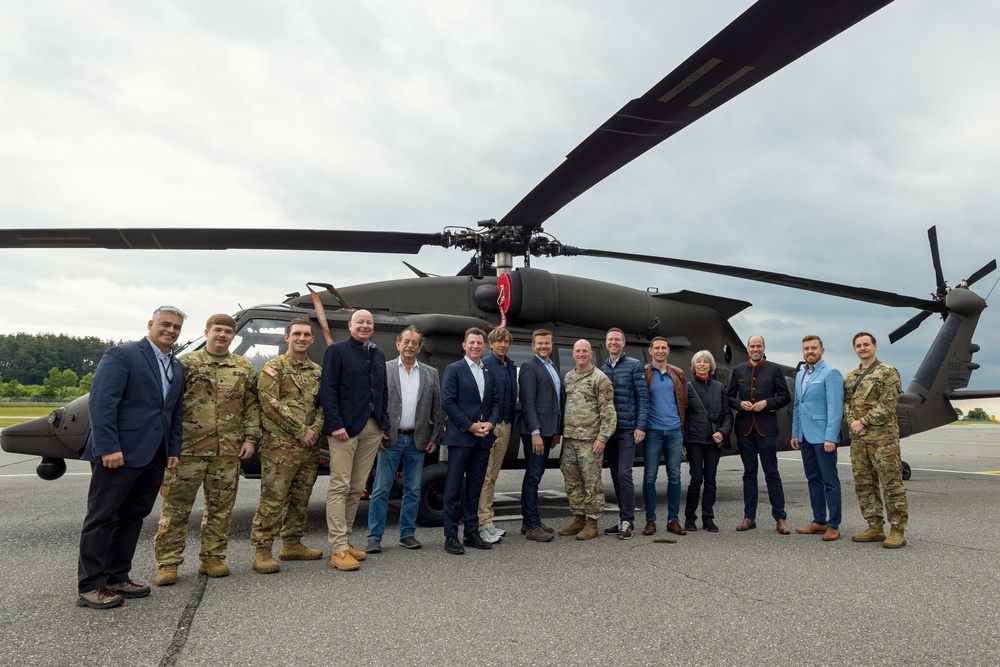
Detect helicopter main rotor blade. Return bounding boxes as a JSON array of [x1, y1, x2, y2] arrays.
[[888, 310, 933, 344], [965, 259, 998, 287], [928, 226, 947, 294], [497, 0, 895, 231], [0, 228, 443, 254], [570, 247, 943, 312]]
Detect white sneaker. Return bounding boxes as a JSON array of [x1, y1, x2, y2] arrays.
[[492, 525, 507, 538], [480, 528, 501, 544]]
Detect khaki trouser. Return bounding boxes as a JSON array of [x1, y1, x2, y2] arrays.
[[325, 418, 383, 553], [477, 421, 511, 529]]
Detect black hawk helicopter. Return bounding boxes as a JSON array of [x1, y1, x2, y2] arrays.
[[3, 0, 998, 526]]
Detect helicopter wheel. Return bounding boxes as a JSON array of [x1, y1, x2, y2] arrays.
[[416, 463, 449, 527], [902, 461, 911, 481]]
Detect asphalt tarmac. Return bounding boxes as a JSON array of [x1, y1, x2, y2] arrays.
[[2, 424, 999, 667]]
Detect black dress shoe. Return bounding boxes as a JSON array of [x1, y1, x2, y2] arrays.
[[445, 536, 465, 555], [703, 519, 719, 533], [463, 533, 493, 550]]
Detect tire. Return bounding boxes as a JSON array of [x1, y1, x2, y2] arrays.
[[416, 462, 449, 527], [902, 461, 911, 481]]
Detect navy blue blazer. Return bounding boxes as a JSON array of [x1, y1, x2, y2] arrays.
[[518, 356, 564, 437], [441, 358, 500, 449], [321, 336, 390, 438], [81, 337, 184, 467]]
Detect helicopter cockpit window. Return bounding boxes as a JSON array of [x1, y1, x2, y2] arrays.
[[178, 317, 291, 373]]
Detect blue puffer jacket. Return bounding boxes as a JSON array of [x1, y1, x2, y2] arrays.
[[599, 353, 649, 431]]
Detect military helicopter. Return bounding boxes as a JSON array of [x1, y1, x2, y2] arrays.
[[3, 0, 998, 526]]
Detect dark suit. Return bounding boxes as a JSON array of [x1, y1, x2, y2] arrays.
[[441, 357, 500, 538], [78, 337, 184, 593], [518, 356, 565, 530], [727, 360, 792, 522]]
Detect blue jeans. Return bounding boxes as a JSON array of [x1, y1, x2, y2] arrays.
[[642, 428, 684, 522], [520, 434, 553, 529], [800, 439, 841, 528], [367, 434, 425, 541]]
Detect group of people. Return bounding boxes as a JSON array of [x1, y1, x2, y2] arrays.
[[74, 307, 910, 610]]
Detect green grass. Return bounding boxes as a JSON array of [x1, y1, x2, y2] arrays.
[[0, 404, 60, 428]]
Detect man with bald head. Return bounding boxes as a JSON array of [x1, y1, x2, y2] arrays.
[[727, 335, 792, 535], [321, 310, 390, 571]]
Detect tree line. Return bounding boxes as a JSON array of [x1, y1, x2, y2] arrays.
[[0, 332, 120, 400]]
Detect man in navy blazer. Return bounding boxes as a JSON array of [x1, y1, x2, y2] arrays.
[[440, 327, 500, 554], [76, 306, 186, 609], [321, 309, 390, 571], [518, 329, 565, 542], [790, 335, 845, 541]]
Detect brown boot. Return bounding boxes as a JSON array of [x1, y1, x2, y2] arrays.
[[558, 515, 587, 536], [279, 538, 323, 561], [576, 518, 599, 541], [199, 557, 230, 578], [882, 527, 907, 549], [252, 547, 281, 574], [852, 524, 886, 543], [155, 565, 178, 586]]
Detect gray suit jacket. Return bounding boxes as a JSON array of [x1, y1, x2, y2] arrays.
[[386, 356, 444, 451]]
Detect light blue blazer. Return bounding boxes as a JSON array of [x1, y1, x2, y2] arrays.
[[791, 359, 845, 444]]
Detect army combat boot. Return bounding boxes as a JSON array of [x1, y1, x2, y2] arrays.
[[558, 515, 587, 536], [851, 524, 886, 543], [199, 557, 230, 578], [253, 547, 281, 573], [882, 528, 907, 549], [576, 518, 599, 541], [279, 538, 323, 561], [155, 565, 178, 586]]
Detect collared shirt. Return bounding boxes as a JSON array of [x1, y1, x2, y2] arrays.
[[153, 346, 174, 401], [801, 365, 815, 394], [397, 358, 421, 430], [648, 366, 681, 430], [464, 356, 485, 401], [537, 354, 561, 409]]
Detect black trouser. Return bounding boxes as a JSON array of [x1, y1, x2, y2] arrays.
[[737, 432, 786, 521], [78, 450, 166, 592], [685, 441, 721, 520]]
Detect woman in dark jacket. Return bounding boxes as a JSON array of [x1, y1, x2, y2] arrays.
[[683, 350, 733, 532]]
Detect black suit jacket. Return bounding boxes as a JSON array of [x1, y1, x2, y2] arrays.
[[726, 360, 791, 438], [518, 356, 565, 437]]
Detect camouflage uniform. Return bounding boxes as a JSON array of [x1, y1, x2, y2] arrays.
[[250, 353, 324, 548], [155, 351, 260, 566], [844, 359, 909, 531], [560, 366, 617, 519]]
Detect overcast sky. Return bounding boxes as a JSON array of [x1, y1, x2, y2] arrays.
[[2, 1, 998, 411]]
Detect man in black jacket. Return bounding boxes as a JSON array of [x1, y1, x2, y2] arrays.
[[727, 335, 792, 535]]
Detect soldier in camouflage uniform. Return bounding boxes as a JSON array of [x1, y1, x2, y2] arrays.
[[558, 340, 616, 541], [844, 332, 909, 549], [153, 314, 260, 585], [250, 318, 325, 573]]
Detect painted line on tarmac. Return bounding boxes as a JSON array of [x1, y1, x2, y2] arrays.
[[777, 456, 999, 476], [0, 471, 90, 477]]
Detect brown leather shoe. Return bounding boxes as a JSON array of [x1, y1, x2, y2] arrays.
[[642, 520, 656, 536], [822, 526, 841, 541], [666, 520, 687, 536], [795, 522, 828, 534], [776, 518, 791, 535], [736, 518, 756, 531]]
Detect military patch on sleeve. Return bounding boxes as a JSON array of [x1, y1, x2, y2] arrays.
[[262, 366, 278, 377]]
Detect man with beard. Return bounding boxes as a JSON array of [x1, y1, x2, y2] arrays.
[[727, 335, 793, 535]]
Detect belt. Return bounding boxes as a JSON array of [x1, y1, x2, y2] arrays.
[[398, 429, 415, 435]]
